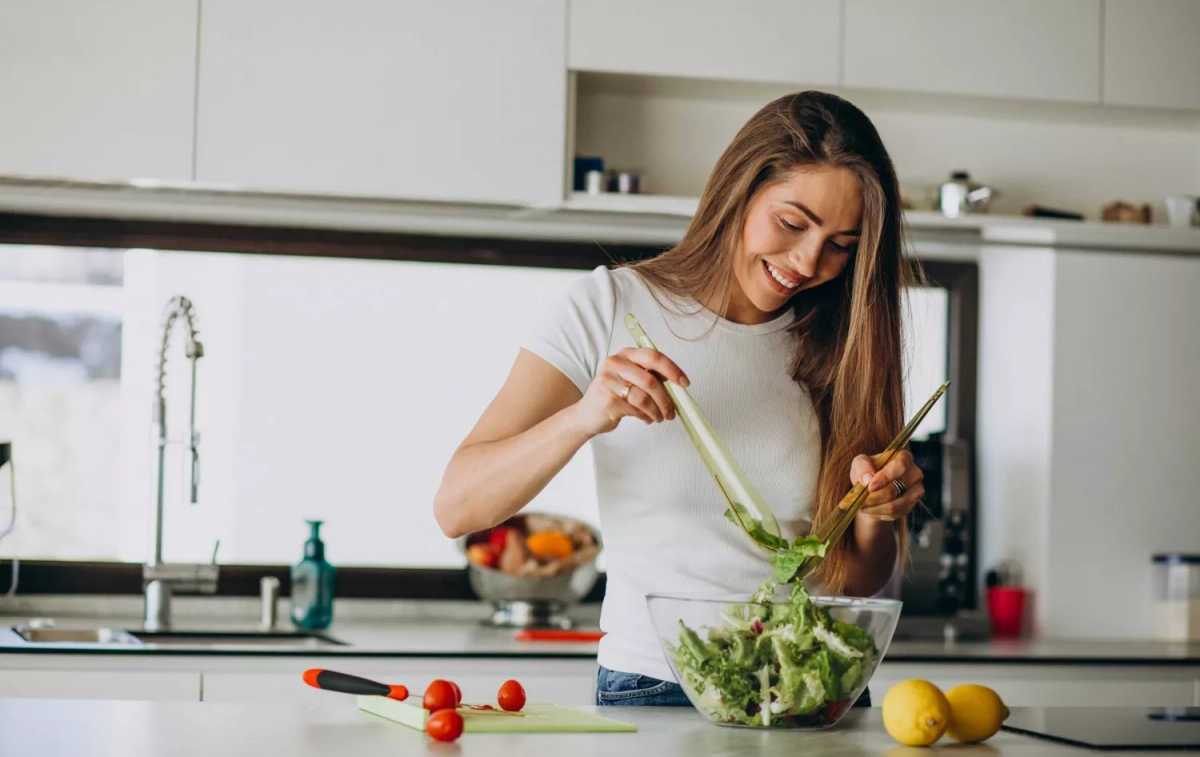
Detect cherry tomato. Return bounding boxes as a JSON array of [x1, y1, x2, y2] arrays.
[[426, 709, 464, 742], [448, 680, 462, 706], [423, 680, 457, 712], [497, 679, 526, 712], [487, 527, 518, 551]]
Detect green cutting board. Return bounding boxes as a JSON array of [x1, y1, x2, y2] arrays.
[[357, 697, 637, 733]]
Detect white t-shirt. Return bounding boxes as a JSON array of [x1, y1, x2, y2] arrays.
[[523, 266, 822, 682]]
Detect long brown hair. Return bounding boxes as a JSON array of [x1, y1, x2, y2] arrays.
[[631, 91, 920, 595]]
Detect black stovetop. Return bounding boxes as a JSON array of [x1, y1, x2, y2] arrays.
[[1004, 708, 1200, 751]]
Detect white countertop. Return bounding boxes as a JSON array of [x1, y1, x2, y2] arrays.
[[2, 608, 1198, 663], [0, 698, 1192, 756]]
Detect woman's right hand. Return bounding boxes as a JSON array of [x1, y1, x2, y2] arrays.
[[570, 348, 690, 437]]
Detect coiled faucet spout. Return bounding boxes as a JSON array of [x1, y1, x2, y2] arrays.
[[152, 296, 203, 565]]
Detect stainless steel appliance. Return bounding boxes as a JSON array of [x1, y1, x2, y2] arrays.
[[894, 433, 985, 639]]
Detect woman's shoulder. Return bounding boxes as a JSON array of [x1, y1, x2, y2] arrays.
[[604, 265, 661, 304], [524, 266, 634, 391], [560, 265, 648, 310], [579, 264, 640, 288]]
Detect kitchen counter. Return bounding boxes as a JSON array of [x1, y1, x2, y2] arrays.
[[2, 612, 1200, 664], [2, 607, 1198, 710], [0, 698, 1192, 756]]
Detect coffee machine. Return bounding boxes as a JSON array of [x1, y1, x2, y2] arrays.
[[892, 433, 987, 639]]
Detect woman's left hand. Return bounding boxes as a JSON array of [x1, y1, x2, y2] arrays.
[[849, 450, 924, 523]]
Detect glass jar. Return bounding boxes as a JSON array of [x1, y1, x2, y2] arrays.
[[1153, 554, 1200, 642]]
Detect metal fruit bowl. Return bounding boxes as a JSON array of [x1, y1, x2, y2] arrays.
[[457, 512, 602, 629]]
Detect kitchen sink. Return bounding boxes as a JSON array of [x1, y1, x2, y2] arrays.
[[130, 630, 346, 648], [11, 626, 346, 648], [14, 627, 140, 645]]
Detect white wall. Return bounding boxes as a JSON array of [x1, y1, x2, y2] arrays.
[[575, 75, 1200, 221], [975, 246, 1056, 634], [976, 246, 1200, 639], [1043, 250, 1200, 638]]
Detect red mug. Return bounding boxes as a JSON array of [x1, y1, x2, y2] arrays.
[[987, 586, 1027, 638]]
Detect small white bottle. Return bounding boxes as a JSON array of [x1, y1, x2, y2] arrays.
[[1153, 554, 1200, 642]]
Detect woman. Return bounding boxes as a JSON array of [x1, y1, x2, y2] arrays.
[[434, 91, 924, 707]]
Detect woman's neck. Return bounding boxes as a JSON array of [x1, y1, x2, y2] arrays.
[[706, 280, 784, 326]]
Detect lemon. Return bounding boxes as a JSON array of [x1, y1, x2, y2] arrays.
[[945, 684, 1010, 743], [882, 680, 952, 747]]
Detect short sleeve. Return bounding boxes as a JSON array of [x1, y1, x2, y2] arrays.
[[522, 266, 618, 394]]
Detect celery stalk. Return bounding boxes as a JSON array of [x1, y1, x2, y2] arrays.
[[624, 314, 782, 551]]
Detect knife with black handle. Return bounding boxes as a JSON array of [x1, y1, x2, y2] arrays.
[[302, 668, 409, 700]]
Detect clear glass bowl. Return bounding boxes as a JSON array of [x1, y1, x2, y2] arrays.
[[647, 589, 901, 729]]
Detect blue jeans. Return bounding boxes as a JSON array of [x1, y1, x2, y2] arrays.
[[595, 665, 873, 708]]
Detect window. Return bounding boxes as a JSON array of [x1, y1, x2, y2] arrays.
[[131, 251, 598, 568], [0, 244, 124, 561], [0, 230, 964, 577], [0, 245, 599, 567], [903, 285, 949, 441]]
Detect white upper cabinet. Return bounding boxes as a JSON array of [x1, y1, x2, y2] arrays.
[[196, 0, 567, 205], [1103, 0, 1200, 110], [844, 0, 1103, 103], [568, 0, 840, 86], [0, 0, 198, 183]]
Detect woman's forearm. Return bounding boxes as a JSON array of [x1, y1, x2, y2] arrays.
[[433, 403, 593, 538], [844, 516, 898, 597]]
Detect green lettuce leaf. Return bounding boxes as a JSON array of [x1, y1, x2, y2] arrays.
[[833, 619, 875, 653], [839, 660, 863, 696], [750, 579, 778, 606], [724, 510, 787, 551], [678, 621, 716, 665], [806, 648, 841, 702], [769, 536, 828, 584]]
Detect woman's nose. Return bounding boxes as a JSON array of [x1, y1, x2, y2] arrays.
[[788, 241, 822, 279]]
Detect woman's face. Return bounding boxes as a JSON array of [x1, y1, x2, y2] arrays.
[[728, 166, 863, 324]]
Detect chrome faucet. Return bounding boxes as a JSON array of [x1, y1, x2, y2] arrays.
[[143, 296, 218, 631]]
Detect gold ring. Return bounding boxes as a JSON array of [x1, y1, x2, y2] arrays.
[[619, 384, 632, 400], [892, 479, 907, 498]]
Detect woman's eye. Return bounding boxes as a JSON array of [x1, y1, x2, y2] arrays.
[[778, 217, 803, 232], [829, 241, 852, 253]]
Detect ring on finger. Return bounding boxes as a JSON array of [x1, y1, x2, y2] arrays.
[[619, 383, 632, 401], [891, 479, 907, 498]]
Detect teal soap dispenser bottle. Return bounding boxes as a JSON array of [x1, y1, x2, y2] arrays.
[[291, 520, 335, 630]]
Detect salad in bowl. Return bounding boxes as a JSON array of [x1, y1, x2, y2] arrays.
[[647, 580, 901, 729]]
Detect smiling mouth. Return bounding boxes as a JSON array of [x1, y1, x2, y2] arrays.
[[763, 260, 802, 292]]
